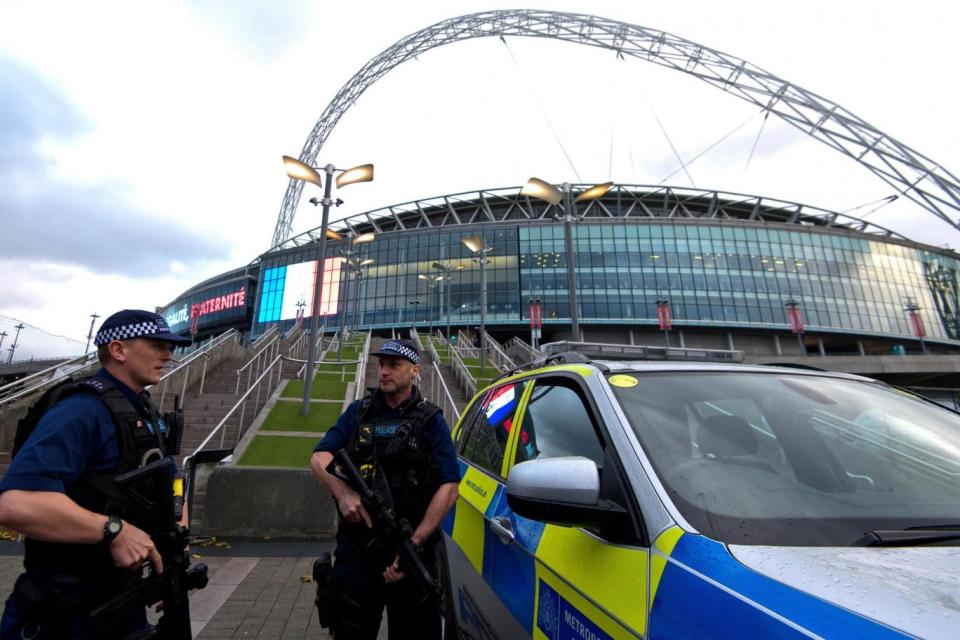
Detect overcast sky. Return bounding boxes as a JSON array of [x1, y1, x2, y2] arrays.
[[3, 0, 960, 343]]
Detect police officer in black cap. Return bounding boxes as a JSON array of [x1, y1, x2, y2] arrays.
[[310, 339, 459, 639], [0, 309, 191, 639]]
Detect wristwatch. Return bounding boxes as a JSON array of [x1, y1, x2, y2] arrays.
[[102, 515, 123, 545]]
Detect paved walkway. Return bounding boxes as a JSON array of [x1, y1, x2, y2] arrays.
[[0, 540, 389, 639]]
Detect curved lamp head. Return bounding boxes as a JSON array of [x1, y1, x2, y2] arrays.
[[575, 181, 614, 202], [283, 155, 324, 187], [462, 236, 488, 253], [352, 231, 376, 244], [325, 229, 343, 241], [521, 177, 563, 206], [336, 164, 374, 188]]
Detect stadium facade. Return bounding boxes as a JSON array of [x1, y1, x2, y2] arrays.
[[160, 184, 960, 360]]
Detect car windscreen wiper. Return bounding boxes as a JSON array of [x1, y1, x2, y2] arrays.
[[849, 528, 960, 547]]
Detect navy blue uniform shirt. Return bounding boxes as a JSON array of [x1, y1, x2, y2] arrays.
[[0, 369, 161, 494], [0, 369, 157, 639]]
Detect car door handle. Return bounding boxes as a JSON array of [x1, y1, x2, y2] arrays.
[[489, 516, 515, 545]]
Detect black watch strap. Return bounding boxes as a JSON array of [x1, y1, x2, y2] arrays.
[[101, 515, 123, 545]]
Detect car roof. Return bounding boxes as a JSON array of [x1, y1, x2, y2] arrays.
[[597, 360, 872, 381]]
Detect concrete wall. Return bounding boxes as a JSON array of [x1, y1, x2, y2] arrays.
[[200, 467, 338, 538]]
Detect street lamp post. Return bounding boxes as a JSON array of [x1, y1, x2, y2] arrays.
[[408, 299, 421, 328], [522, 178, 613, 342], [431, 262, 460, 341], [7, 322, 25, 365], [84, 313, 100, 355], [337, 234, 376, 361], [283, 156, 373, 417], [462, 236, 493, 376]]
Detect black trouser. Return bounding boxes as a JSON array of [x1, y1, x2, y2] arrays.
[[0, 572, 148, 640], [331, 546, 440, 640]]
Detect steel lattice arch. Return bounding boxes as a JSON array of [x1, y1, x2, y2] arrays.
[[273, 9, 960, 248]]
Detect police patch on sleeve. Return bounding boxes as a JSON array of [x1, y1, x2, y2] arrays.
[[537, 580, 612, 640]]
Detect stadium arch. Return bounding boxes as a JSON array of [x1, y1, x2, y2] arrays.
[[273, 9, 960, 247]]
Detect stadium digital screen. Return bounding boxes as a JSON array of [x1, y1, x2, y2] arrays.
[[257, 257, 344, 323], [162, 282, 251, 334]]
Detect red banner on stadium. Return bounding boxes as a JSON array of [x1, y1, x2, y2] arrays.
[[787, 305, 804, 334], [909, 311, 926, 338], [529, 301, 542, 328], [657, 301, 672, 331]]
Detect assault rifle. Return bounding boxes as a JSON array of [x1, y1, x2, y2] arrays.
[[90, 457, 208, 639], [327, 449, 442, 603]]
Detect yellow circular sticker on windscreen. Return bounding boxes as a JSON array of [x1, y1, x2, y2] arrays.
[[608, 374, 638, 388]]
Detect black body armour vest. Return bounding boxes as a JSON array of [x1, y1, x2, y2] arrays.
[[22, 376, 167, 579], [346, 387, 442, 528]]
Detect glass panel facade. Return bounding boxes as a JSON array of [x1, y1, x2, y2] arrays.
[[249, 221, 960, 343]]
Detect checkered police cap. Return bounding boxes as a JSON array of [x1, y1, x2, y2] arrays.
[[94, 309, 192, 346], [372, 339, 421, 365]]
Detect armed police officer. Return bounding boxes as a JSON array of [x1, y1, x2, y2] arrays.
[[0, 310, 191, 639], [310, 339, 459, 640]]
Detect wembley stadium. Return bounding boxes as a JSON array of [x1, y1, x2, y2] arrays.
[[160, 183, 960, 357], [157, 8, 960, 400]]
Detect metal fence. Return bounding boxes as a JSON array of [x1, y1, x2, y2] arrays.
[[154, 329, 246, 412], [428, 360, 462, 426]]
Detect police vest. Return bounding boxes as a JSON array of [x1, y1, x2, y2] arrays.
[[18, 376, 168, 577], [347, 388, 441, 526]]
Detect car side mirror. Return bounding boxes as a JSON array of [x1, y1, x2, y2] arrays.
[[506, 456, 626, 530]]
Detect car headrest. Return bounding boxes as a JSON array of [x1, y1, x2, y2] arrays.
[[698, 414, 759, 458]]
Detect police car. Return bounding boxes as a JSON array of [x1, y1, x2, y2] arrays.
[[438, 342, 960, 639]]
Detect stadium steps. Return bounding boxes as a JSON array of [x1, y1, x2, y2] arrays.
[[420, 336, 470, 420], [176, 355, 272, 531]]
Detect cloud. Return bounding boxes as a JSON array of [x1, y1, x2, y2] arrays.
[[183, 0, 316, 61], [0, 55, 227, 274]]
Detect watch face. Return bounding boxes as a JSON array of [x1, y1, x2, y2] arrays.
[[108, 518, 122, 535]]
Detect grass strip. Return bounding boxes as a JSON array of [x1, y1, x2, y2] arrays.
[[281, 379, 349, 400], [237, 435, 316, 467], [261, 401, 343, 432]]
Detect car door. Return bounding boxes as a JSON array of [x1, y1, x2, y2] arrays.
[[494, 375, 650, 639], [444, 378, 532, 639]]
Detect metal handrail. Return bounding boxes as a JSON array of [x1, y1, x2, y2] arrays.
[[159, 329, 240, 382], [297, 329, 338, 379], [235, 339, 281, 395], [482, 330, 516, 371], [188, 354, 284, 459], [423, 334, 441, 364], [0, 353, 99, 407], [354, 331, 372, 401], [283, 320, 304, 341], [237, 326, 279, 375], [504, 336, 539, 363], [155, 329, 243, 410], [448, 344, 477, 401], [431, 360, 461, 424], [456, 330, 480, 359], [287, 327, 309, 359], [410, 327, 424, 354]]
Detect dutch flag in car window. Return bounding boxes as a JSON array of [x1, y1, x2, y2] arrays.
[[485, 384, 516, 427]]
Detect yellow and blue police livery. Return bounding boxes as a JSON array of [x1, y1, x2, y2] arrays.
[[439, 343, 960, 639]]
